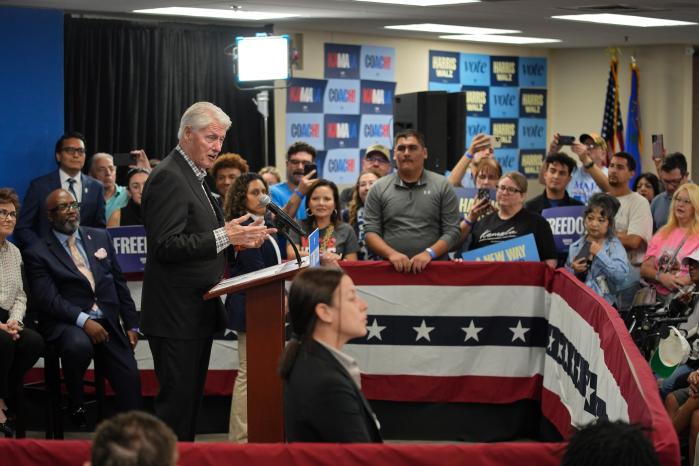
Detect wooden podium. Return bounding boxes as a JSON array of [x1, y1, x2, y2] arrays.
[[204, 260, 307, 442]]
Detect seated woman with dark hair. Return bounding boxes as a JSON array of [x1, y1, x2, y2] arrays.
[[566, 193, 629, 306], [287, 180, 359, 266], [280, 267, 381, 443], [0, 188, 44, 436], [223, 172, 281, 442], [107, 168, 150, 226]]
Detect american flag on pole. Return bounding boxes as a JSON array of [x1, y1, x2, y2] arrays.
[[601, 55, 625, 161]]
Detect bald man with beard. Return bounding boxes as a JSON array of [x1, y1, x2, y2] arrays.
[[23, 189, 141, 427]]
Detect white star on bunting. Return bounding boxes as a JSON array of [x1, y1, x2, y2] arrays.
[[366, 318, 386, 341], [509, 320, 530, 343], [461, 320, 483, 342], [413, 319, 435, 342]]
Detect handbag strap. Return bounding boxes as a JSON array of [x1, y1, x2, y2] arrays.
[[662, 232, 690, 272]]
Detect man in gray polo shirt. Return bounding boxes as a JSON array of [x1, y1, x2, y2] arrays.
[[364, 130, 461, 273]]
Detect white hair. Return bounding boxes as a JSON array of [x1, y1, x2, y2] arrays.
[[177, 102, 231, 140], [89, 152, 114, 175]]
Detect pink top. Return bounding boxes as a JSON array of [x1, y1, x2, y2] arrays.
[[644, 228, 699, 295]]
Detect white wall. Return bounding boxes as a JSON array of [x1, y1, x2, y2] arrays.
[[272, 29, 693, 182]]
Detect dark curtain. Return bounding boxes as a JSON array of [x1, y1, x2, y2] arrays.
[[64, 17, 274, 172]]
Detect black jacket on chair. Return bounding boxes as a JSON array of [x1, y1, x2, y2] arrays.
[[284, 339, 382, 443]]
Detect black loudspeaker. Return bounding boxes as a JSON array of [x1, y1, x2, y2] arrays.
[[446, 92, 467, 170], [393, 91, 448, 173]]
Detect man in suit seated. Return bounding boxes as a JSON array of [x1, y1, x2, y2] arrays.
[[15, 132, 106, 249], [23, 189, 141, 427]]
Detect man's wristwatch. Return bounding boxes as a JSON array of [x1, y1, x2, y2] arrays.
[[583, 161, 594, 169]]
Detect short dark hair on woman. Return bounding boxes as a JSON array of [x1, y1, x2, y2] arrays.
[[279, 267, 345, 379], [0, 188, 20, 212], [303, 179, 341, 228], [633, 172, 660, 197], [584, 193, 620, 238], [223, 172, 267, 221]]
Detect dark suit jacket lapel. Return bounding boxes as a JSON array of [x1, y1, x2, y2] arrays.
[[313, 341, 380, 436], [172, 153, 221, 227], [50, 170, 62, 190], [80, 228, 104, 284], [46, 233, 91, 288]]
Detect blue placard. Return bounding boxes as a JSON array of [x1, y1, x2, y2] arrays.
[[320, 148, 360, 185], [518, 118, 547, 149], [109, 225, 147, 273], [490, 56, 519, 87], [360, 45, 395, 81], [324, 114, 360, 150], [429, 50, 460, 84], [491, 118, 518, 148], [463, 86, 489, 117], [286, 113, 325, 150], [308, 228, 320, 266], [519, 57, 547, 87], [462, 233, 540, 262], [541, 206, 586, 254], [490, 87, 519, 118], [494, 148, 520, 173], [323, 79, 360, 115], [453, 187, 497, 218], [520, 88, 546, 118], [325, 43, 360, 79], [359, 114, 393, 149], [287, 78, 327, 113], [520, 149, 546, 179], [460, 53, 491, 86], [360, 80, 395, 115]]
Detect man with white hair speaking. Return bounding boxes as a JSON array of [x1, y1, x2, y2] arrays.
[[140, 102, 273, 440]]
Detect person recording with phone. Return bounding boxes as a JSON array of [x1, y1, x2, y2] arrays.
[[549, 132, 608, 204], [448, 133, 496, 188], [271, 142, 317, 222], [457, 158, 501, 246], [566, 193, 629, 307]]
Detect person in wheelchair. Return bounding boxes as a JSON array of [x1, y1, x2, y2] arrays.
[[663, 248, 699, 464]]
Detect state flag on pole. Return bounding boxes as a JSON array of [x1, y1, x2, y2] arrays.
[[626, 59, 642, 186]]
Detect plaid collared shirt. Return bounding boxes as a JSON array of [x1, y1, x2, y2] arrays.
[[175, 145, 230, 253]]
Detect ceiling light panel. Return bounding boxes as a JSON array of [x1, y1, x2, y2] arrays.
[[134, 7, 300, 21], [552, 13, 697, 27], [440, 34, 561, 44], [356, 0, 480, 6], [386, 23, 520, 35]]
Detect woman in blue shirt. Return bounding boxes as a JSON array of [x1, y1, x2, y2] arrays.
[[567, 193, 630, 306]]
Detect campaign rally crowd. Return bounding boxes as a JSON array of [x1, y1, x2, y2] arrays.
[[0, 101, 692, 465]]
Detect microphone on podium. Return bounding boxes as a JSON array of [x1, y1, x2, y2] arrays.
[[258, 194, 307, 237]]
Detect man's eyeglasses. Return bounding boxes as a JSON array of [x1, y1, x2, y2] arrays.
[[663, 177, 684, 187], [61, 147, 86, 155], [366, 155, 389, 164], [496, 185, 522, 194], [50, 202, 81, 213], [0, 209, 17, 220]]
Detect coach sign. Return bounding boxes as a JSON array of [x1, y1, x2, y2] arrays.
[[108, 225, 147, 273]]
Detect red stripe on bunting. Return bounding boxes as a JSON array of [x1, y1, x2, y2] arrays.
[[360, 374, 543, 403]]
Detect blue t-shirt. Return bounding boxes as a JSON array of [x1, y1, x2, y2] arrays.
[[270, 182, 307, 221]]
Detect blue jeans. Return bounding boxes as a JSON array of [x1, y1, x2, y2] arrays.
[[660, 363, 693, 399]]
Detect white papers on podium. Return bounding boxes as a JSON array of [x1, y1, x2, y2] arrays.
[[207, 256, 310, 296]]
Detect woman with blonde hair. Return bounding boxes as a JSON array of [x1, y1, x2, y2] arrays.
[[641, 183, 699, 299], [344, 169, 382, 260]]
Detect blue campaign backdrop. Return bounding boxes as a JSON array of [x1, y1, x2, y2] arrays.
[[0, 7, 64, 202], [429, 51, 547, 180], [286, 43, 396, 187]]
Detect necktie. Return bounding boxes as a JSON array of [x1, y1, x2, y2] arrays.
[[67, 236, 95, 291], [67, 178, 78, 201]]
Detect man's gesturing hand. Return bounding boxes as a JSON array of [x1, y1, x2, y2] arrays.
[[225, 214, 276, 249]]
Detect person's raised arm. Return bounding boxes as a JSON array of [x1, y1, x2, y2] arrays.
[[571, 143, 611, 192]]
